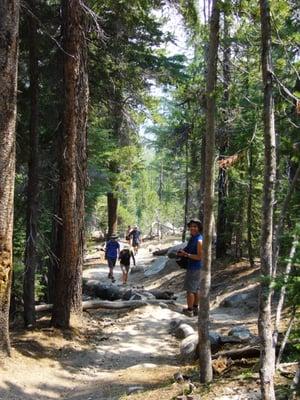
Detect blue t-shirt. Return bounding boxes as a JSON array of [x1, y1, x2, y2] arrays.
[[106, 240, 120, 259], [185, 234, 203, 270]]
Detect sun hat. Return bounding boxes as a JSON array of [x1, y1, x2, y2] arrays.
[[187, 218, 203, 231], [110, 233, 119, 239]]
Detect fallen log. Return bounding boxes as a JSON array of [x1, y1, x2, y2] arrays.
[[35, 299, 175, 313], [212, 345, 260, 360]]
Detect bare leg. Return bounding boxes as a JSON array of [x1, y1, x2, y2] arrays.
[[194, 291, 200, 307], [187, 292, 195, 310]]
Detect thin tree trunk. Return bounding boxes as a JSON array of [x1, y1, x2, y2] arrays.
[[0, 0, 20, 357], [51, 0, 89, 328], [247, 143, 254, 267], [23, 2, 39, 328], [272, 163, 300, 277], [107, 192, 118, 237], [258, 1, 277, 398], [182, 140, 189, 242], [274, 235, 298, 354], [199, 135, 206, 221], [198, 0, 220, 384], [276, 307, 296, 369], [216, 12, 230, 259]]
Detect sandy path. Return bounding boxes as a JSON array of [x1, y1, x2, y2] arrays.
[[0, 243, 183, 400]]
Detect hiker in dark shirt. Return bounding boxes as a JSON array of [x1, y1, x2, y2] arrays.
[[119, 245, 136, 284], [105, 234, 120, 283], [129, 226, 142, 254], [177, 218, 203, 317], [125, 225, 132, 243]]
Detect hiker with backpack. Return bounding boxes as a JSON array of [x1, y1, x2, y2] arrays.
[[129, 226, 142, 255], [119, 245, 136, 284], [177, 218, 203, 317], [105, 234, 120, 283]]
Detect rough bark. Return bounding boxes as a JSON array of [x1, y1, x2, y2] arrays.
[[247, 143, 254, 267], [198, 0, 220, 384], [216, 12, 230, 259], [258, 1, 277, 399], [51, 0, 89, 328], [107, 192, 118, 237], [23, 2, 39, 328], [182, 140, 189, 242], [0, 0, 20, 357]]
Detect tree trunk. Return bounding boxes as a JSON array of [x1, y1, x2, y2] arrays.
[[182, 140, 189, 242], [258, 1, 277, 398], [199, 135, 206, 221], [216, 12, 230, 259], [247, 143, 254, 267], [198, 0, 220, 383], [51, 0, 89, 328], [23, 2, 39, 328], [107, 192, 118, 237], [0, 0, 20, 357]]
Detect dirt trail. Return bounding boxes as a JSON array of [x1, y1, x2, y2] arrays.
[[0, 241, 186, 400], [1, 240, 265, 400]]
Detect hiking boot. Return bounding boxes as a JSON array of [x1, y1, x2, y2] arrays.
[[182, 308, 193, 317], [193, 306, 199, 316]]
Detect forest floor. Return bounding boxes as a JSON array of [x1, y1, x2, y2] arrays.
[[0, 238, 294, 400]]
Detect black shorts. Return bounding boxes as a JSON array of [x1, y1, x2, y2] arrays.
[[107, 258, 117, 269]]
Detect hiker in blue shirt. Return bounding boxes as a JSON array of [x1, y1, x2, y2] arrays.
[[105, 234, 120, 283], [177, 218, 203, 317]]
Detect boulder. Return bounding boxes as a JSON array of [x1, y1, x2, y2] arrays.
[[167, 242, 187, 258], [221, 292, 253, 307], [209, 331, 221, 347], [180, 334, 198, 362], [180, 331, 221, 362], [144, 256, 167, 277], [130, 265, 145, 274], [175, 323, 195, 339], [170, 318, 184, 333], [228, 325, 252, 342]]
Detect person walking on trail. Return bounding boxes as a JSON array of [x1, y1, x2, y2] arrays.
[[129, 226, 142, 254], [125, 225, 132, 244], [177, 218, 203, 317], [105, 234, 120, 283], [119, 245, 136, 284]]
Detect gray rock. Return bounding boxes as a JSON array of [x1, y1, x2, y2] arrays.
[[180, 331, 221, 362], [209, 331, 221, 347], [170, 318, 184, 333], [220, 335, 243, 344], [180, 334, 198, 362], [167, 242, 187, 258], [221, 292, 253, 308], [144, 256, 167, 277], [130, 265, 145, 273], [175, 323, 195, 339], [228, 325, 252, 341]]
